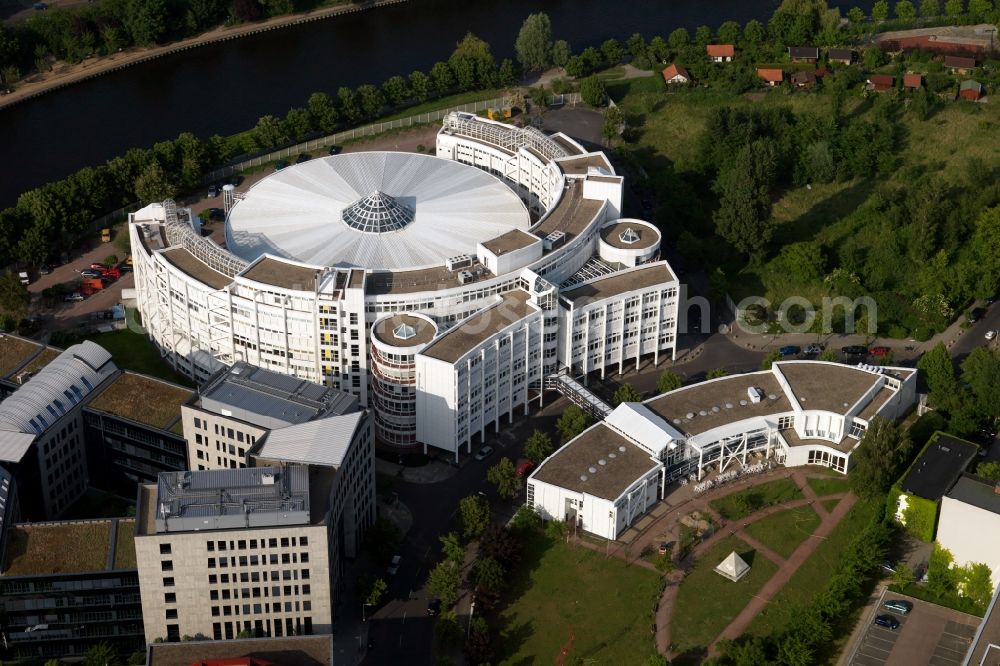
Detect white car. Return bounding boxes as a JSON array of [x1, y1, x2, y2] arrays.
[[387, 554, 401, 576], [986, 330, 997, 341], [474, 445, 494, 461]]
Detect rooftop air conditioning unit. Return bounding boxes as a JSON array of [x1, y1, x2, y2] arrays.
[[446, 255, 474, 272], [457, 270, 474, 285], [747, 387, 763, 404], [543, 231, 566, 250]]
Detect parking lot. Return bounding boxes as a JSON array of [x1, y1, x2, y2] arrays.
[[849, 591, 979, 666]]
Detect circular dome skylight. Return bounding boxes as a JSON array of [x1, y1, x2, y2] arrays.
[[342, 191, 414, 234]]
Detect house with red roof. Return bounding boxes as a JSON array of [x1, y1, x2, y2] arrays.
[[867, 74, 894, 92], [757, 68, 784, 86], [903, 73, 923, 90], [959, 80, 983, 101], [662, 63, 691, 85], [707, 44, 735, 62]]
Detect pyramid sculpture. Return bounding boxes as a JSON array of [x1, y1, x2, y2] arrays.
[[714, 551, 751, 582]]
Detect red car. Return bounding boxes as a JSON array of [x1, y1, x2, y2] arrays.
[[516, 459, 535, 478], [869, 346, 890, 357]]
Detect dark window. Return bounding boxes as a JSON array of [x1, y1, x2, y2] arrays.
[[159, 543, 171, 555], [301, 552, 309, 563], [301, 569, 310, 580], [238, 540, 246, 549], [210, 590, 219, 600], [302, 584, 311, 595], [166, 609, 178, 620], [163, 577, 175, 587], [304, 617, 312, 635], [213, 623, 222, 640], [269, 538, 277, 548], [164, 593, 176, 604], [208, 575, 217, 584], [300, 536, 308, 546], [208, 558, 216, 568], [280, 538, 290, 548], [161, 560, 173, 571], [207, 541, 215, 552], [167, 624, 180, 641]]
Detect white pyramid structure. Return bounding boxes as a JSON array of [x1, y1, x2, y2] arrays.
[[714, 551, 751, 582]]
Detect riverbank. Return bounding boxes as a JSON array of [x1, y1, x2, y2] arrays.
[[0, 0, 409, 111]]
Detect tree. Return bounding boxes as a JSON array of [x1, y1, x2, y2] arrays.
[[408, 70, 431, 102], [124, 0, 167, 46], [251, 114, 287, 149], [511, 505, 542, 532], [761, 349, 783, 370], [968, 0, 992, 18], [552, 39, 571, 67], [283, 107, 311, 141], [473, 555, 506, 606], [945, 0, 964, 16], [668, 28, 690, 50], [84, 643, 121, 666], [718, 21, 742, 45], [895, 0, 918, 19], [977, 461, 1000, 483], [850, 417, 911, 498], [917, 342, 959, 409], [356, 84, 385, 119], [920, 0, 941, 16], [657, 371, 682, 394], [863, 46, 886, 70], [0, 273, 29, 320], [556, 404, 592, 441], [819, 347, 840, 362], [612, 382, 642, 406], [960, 562, 994, 608], [337, 86, 359, 124], [487, 457, 522, 501], [523, 429, 554, 463], [364, 577, 387, 608], [961, 347, 1000, 421], [134, 162, 176, 203], [440, 531, 464, 564], [458, 495, 490, 540], [429, 61, 454, 95], [601, 38, 624, 65], [847, 6, 867, 22], [713, 138, 778, 257], [601, 105, 624, 144], [872, 0, 890, 20], [449, 33, 496, 90], [464, 616, 492, 665], [433, 611, 464, 651], [427, 560, 460, 608], [514, 12, 552, 71], [743, 19, 766, 45], [893, 563, 916, 587], [579, 75, 606, 106], [307, 92, 338, 133], [927, 543, 958, 597], [233, 0, 263, 21], [626, 32, 646, 58], [382, 75, 409, 107], [498, 58, 518, 87]]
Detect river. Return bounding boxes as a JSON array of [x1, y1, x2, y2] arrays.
[[0, 0, 872, 207]]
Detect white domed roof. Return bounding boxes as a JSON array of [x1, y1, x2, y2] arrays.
[[225, 152, 531, 271]]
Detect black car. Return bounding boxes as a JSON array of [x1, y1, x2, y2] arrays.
[[874, 614, 900, 630], [968, 307, 986, 323], [426, 598, 441, 616], [207, 207, 225, 222], [328, 145, 343, 155], [842, 345, 868, 356], [296, 153, 311, 164]]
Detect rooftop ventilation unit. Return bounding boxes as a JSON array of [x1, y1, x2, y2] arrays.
[[446, 255, 474, 272], [457, 270, 475, 285], [261, 472, 276, 485], [543, 231, 566, 250], [747, 387, 763, 404]]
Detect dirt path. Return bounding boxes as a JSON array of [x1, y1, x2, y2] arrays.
[[0, 0, 409, 110]]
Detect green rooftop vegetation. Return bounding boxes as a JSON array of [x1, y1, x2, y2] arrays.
[[114, 520, 137, 570], [18, 347, 60, 377], [87, 371, 193, 430], [3, 522, 111, 576], [0, 335, 43, 378]]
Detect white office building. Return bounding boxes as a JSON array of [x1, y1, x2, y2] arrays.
[[130, 113, 679, 457]]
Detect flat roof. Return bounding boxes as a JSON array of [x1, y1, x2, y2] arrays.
[[87, 372, 194, 431], [551, 135, 583, 155], [645, 372, 792, 437], [17, 348, 60, 377], [147, 635, 333, 666], [532, 424, 659, 501], [966, 586, 1000, 666], [0, 335, 43, 379], [947, 474, 1000, 514], [365, 264, 494, 296], [556, 154, 613, 175], [198, 362, 355, 429], [532, 181, 605, 241], [600, 222, 660, 250], [372, 314, 437, 347], [241, 257, 320, 291], [481, 229, 540, 256], [857, 386, 895, 421], [780, 428, 856, 454], [777, 362, 881, 413], [563, 263, 675, 306], [150, 466, 312, 534], [162, 247, 232, 291], [2, 520, 112, 576], [901, 434, 978, 500], [421, 290, 537, 363]]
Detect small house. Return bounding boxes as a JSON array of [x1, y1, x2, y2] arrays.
[[959, 79, 983, 101], [788, 47, 819, 63], [662, 63, 691, 85], [791, 70, 817, 88], [944, 55, 976, 73], [827, 48, 855, 65], [758, 68, 784, 86], [868, 74, 894, 92], [706, 44, 735, 63], [903, 73, 923, 90]]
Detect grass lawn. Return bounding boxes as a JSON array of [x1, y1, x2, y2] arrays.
[[745, 505, 821, 559], [807, 476, 853, 497], [671, 536, 779, 657], [746, 499, 878, 638], [822, 498, 841, 513], [84, 329, 194, 387], [496, 532, 663, 665], [710, 477, 804, 520]]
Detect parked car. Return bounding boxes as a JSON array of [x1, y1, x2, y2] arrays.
[[387, 555, 401, 576], [778, 345, 801, 356], [80, 270, 101, 279], [474, 445, 494, 461], [804, 343, 825, 355], [986, 330, 997, 341], [328, 145, 343, 155], [842, 345, 868, 356], [274, 159, 289, 171], [426, 598, 441, 616], [869, 346, 890, 358], [38, 265, 51, 275], [969, 307, 986, 323], [874, 614, 900, 630], [880, 560, 896, 574], [883, 599, 913, 615], [208, 184, 219, 198], [516, 459, 535, 477], [295, 153, 311, 164], [64, 292, 84, 302], [207, 208, 225, 222]]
